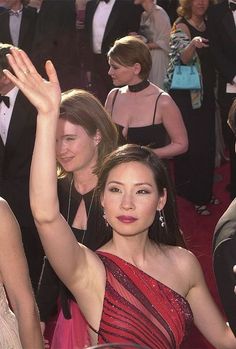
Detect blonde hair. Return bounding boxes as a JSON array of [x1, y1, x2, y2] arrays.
[[107, 36, 152, 80], [177, 0, 215, 19]]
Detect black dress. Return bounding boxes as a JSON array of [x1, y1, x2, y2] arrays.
[[170, 17, 216, 205], [111, 90, 169, 148], [36, 177, 111, 322]]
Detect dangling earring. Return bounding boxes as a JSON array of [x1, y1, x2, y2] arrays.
[[103, 210, 109, 227], [158, 209, 166, 228]]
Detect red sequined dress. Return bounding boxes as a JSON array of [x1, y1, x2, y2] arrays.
[[95, 252, 193, 349]]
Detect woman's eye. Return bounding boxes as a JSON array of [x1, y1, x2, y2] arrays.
[[137, 189, 150, 194], [109, 187, 121, 193], [65, 137, 75, 141]]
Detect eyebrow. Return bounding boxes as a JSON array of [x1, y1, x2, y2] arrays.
[[107, 181, 153, 187]]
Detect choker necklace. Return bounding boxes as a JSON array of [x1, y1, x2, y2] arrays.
[[67, 179, 95, 244], [128, 80, 150, 92]]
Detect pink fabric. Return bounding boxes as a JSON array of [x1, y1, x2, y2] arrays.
[[51, 299, 90, 349]]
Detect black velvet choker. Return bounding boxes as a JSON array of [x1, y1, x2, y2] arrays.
[[128, 80, 150, 92]]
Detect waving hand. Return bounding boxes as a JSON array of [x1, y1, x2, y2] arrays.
[[4, 48, 61, 116]]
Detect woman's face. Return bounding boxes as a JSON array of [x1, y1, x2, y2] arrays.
[[56, 118, 99, 173], [191, 0, 209, 17], [101, 161, 166, 238], [108, 58, 140, 86]]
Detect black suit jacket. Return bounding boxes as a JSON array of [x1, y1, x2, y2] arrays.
[[31, 0, 77, 91], [0, 6, 37, 53], [0, 91, 37, 227], [85, 0, 142, 59], [207, 1, 236, 84], [213, 199, 236, 336]]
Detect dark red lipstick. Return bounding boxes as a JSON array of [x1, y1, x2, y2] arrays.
[[117, 216, 138, 223]]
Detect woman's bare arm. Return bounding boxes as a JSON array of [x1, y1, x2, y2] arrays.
[[153, 93, 188, 158], [4, 48, 105, 301], [0, 198, 44, 349]]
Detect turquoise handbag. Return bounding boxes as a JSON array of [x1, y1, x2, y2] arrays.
[[170, 64, 201, 90]]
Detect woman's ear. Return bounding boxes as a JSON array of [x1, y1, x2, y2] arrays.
[[94, 129, 102, 145], [156, 188, 167, 211], [133, 62, 141, 76]]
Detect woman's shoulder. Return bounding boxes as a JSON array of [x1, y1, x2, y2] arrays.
[[161, 244, 201, 272], [0, 198, 10, 217]]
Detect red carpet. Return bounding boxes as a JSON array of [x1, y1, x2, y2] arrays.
[[179, 160, 231, 349]]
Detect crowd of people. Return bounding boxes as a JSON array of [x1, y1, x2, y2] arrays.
[[0, 0, 236, 348]]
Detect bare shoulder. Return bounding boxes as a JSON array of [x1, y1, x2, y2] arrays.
[[156, 90, 177, 108], [0, 197, 8, 211], [162, 245, 201, 274], [107, 87, 120, 99], [0, 198, 14, 221], [176, 22, 191, 38]]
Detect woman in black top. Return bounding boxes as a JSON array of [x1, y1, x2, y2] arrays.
[[166, 0, 217, 215], [105, 36, 188, 159], [36, 89, 118, 348]]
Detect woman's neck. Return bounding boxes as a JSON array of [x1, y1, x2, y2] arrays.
[[104, 232, 156, 266], [128, 79, 150, 93], [142, 0, 155, 12], [73, 170, 97, 194], [189, 15, 205, 29]]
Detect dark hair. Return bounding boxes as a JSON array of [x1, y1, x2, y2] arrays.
[[107, 36, 152, 80], [228, 99, 236, 136], [58, 89, 118, 177], [97, 144, 184, 247], [0, 42, 14, 76]]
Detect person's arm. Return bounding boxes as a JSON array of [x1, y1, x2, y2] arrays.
[[0, 198, 44, 349], [214, 239, 236, 336], [147, 9, 171, 53], [185, 251, 236, 348], [153, 92, 188, 158], [176, 23, 209, 65], [104, 88, 119, 115], [4, 48, 105, 307]]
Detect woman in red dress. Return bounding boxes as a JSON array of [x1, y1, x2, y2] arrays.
[[4, 48, 236, 349]]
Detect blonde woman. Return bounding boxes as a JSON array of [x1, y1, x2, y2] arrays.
[[166, 0, 217, 215], [0, 198, 43, 349]]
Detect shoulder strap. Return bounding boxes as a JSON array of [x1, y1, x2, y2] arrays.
[[110, 89, 119, 117], [153, 92, 164, 124]]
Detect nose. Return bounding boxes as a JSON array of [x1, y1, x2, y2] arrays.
[[120, 192, 135, 210], [56, 140, 66, 156], [108, 66, 113, 76]]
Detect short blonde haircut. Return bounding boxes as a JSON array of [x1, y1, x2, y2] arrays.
[[107, 36, 152, 80]]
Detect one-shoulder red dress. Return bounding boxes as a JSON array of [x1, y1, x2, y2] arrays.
[[95, 252, 193, 349]]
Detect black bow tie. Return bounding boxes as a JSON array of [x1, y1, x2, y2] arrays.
[[229, 1, 236, 11], [0, 95, 10, 108], [9, 9, 22, 16], [99, 0, 110, 3]]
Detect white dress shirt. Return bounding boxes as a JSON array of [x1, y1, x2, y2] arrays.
[[92, 0, 116, 54], [9, 5, 23, 46], [0, 87, 19, 145]]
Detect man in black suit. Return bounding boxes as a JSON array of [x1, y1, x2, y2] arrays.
[[84, 0, 143, 103], [31, 0, 78, 91], [207, 0, 236, 198], [213, 100, 236, 336], [0, 43, 44, 292], [0, 0, 37, 54]]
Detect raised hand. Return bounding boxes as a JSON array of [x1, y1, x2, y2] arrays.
[[3, 48, 61, 116]]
